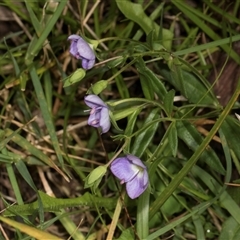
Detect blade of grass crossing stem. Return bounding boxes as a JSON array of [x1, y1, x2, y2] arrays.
[[29, 66, 65, 171], [149, 77, 240, 219]]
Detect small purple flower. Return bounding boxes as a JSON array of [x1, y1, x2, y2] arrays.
[[68, 34, 95, 70], [84, 95, 111, 133], [110, 155, 149, 199]]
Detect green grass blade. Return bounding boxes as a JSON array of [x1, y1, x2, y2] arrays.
[[28, 66, 66, 172]]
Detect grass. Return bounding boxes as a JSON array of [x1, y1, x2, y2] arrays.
[[1, 1, 240, 239]]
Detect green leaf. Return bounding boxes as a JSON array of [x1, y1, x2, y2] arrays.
[[124, 108, 142, 153], [116, 1, 173, 49], [136, 59, 167, 101], [176, 120, 225, 174], [15, 160, 37, 191], [168, 122, 178, 157], [163, 89, 175, 116], [136, 59, 154, 100], [221, 116, 240, 162], [113, 106, 142, 121], [24, 0, 41, 34], [117, 1, 154, 36], [219, 217, 240, 240], [160, 65, 218, 105], [114, 70, 130, 99], [131, 108, 160, 158]]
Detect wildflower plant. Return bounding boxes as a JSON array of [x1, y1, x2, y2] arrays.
[[2, 1, 240, 240]]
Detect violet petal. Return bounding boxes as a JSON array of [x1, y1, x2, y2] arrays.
[[69, 41, 78, 57], [110, 157, 139, 183], [81, 59, 90, 70], [84, 95, 107, 108], [86, 58, 96, 70], [88, 110, 100, 128], [127, 155, 147, 169], [99, 107, 111, 133], [68, 34, 81, 41], [126, 171, 148, 199], [76, 38, 95, 61]]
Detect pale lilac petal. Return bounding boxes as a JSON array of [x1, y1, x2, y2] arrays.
[[126, 171, 148, 199], [86, 58, 95, 69], [84, 95, 107, 108], [68, 34, 81, 41], [81, 58, 95, 70], [127, 155, 146, 169], [69, 41, 78, 57], [81, 59, 90, 70], [76, 38, 95, 61], [99, 107, 110, 133], [88, 111, 100, 128], [110, 157, 138, 183], [142, 170, 149, 187]]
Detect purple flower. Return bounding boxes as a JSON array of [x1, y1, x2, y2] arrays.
[[68, 34, 95, 70], [110, 155, 149, 199], [84, 95, 111, 133]]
